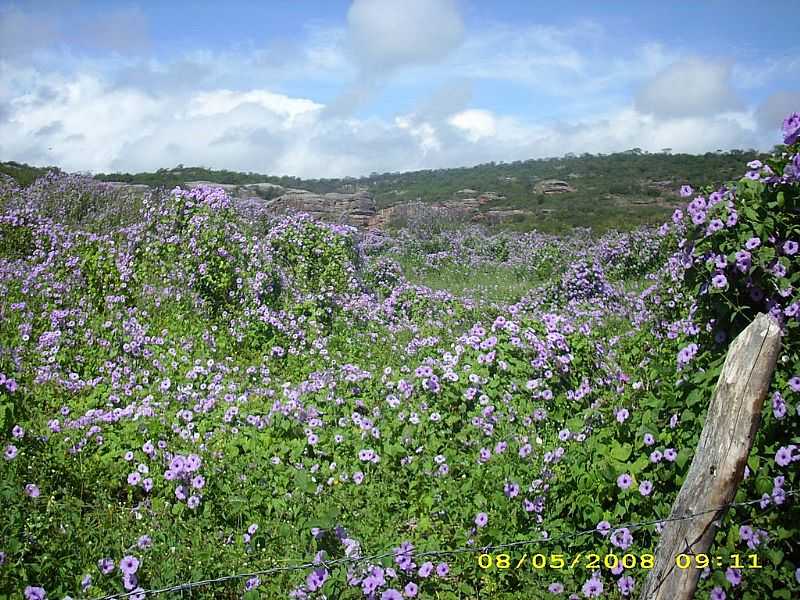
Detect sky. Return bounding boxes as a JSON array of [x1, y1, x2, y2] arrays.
[[1, 0, 798, 178]]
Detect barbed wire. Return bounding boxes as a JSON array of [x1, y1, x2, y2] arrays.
[[94, 488, 797, 599]]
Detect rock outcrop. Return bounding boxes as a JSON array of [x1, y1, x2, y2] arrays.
[[534, 179, 576, 195], [266, 189, 377, 228]]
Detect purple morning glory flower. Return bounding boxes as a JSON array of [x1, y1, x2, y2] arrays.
[[245, 576, 260, 590], [404, 582, 419, 597], [4, 444, 18, 460], [25, 484, 40, 498], [710, 586, 726, 600], [711, 273, 727, 289], [783, 111, 800, 145], [11, 425, 24, 438], [610, 528, 634, 550], [119, 555, 140, 575], [618, 575, 635, 596], [98, 558, 115, 574], [639, 480, 653, 496], [596, 520, 611, 536], [306, 568, 328, 592], [680, 185, 693, 197], [475, 512, 488, 528], [418, 562, 434, 578], [745, 237, 761, 250], [435, 562, 449, 577], [548, 582, 564, 594], [380, 590, 403, 600], [788, 376, 800, 392], [775, 446, 793, 466], [24, 587, 47, 600], [725, 567, 742, 586], [664, 448, 677, 462], [783, 240, 798, 256], [582, 576, 603, 597], [643, 433, 655, 446], [617, 473, 632, 489]]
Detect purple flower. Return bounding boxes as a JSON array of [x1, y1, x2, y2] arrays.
[[783, 111, 800, 145], [11, 424, 24, 438], [596, 521, 611, 536], [775, 445, 793, 466], [404, 582, 419, 597], [188, 495, 200, 509], [24, 587, 47, 600], [4, 444, 18, 460], [617, 473, 632, 489], [664, 448, 677, 462], [618, 575, 634, 596], [353, 471, 364, 485], [98, 558, 115, 574], [680, 185, 693, 197], [119, 555, 140, 575], [582, 575, 603, 597], [475, 512, 488, 528], [745, 237, 761, 250], [610, 528, 633, 550], [725, 567, 741, 586], [25, 484, 40, 498], [137, 535, 152, 550], [127, 472, 141, 486], [783, 240, 799, 256], [381, 590, 403, 600], [548, 582, 564, 594], [711, 273, 727, 289], [789, 376, 800, 392], [307, 568, 328, 592], [245, 576, 260, 590], [418, 562, 434, 578], [710, 586, 726, 600], [435, 562, 449, 577], [643, 433, 655, 446], [639, 480, 653, 496]]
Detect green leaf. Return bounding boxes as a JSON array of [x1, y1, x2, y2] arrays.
[[610, 443, 632, 462]]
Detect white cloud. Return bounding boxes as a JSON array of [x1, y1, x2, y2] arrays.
[[346, 0, 464, 73], [635, 58, 743, 118], [184, 90, 323, 121], [448, 109, 497, 142]]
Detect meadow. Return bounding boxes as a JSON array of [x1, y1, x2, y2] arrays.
[[1, 115, 799, 600]]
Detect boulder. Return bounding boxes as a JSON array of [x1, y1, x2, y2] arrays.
[[534, 179, 576, 194]]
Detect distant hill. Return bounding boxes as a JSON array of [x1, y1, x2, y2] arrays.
[[0, 161, 62, 187], [2, 148, 771, 232]]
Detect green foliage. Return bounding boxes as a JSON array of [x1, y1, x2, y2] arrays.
[[268, 219, 359, 296]]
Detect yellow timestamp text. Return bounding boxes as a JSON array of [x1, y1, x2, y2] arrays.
[[476, 552, 655, 570]]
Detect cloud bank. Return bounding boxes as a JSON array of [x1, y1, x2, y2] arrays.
[[0, 1, 795, 178]]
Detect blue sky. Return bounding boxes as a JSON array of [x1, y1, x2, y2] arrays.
[[1, 0, 798, 177]]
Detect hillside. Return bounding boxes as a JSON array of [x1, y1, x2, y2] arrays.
[[87, 150, 770, 232], [2, 149, 774, 234]]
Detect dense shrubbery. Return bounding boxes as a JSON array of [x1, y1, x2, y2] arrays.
[[0, 116, 798, 600]]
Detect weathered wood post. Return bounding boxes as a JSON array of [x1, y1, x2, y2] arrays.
[[638, 313, 782, 600]]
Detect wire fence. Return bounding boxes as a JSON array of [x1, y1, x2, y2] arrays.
[[95, 488, 797, 599]]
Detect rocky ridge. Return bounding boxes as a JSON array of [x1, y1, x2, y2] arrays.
[[101, 181, 543, 229]]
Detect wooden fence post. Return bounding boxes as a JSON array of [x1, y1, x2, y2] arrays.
[[638, 313, 782, 600]]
